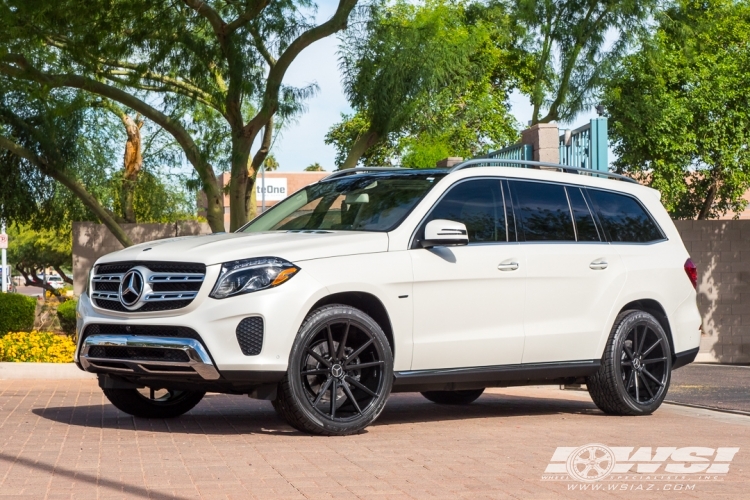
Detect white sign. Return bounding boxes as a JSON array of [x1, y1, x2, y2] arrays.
[[0, 233, 7, 249], [256, 178, 288, 201]]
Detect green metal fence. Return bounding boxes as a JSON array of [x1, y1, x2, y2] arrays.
[[559, 117, 608, 172]]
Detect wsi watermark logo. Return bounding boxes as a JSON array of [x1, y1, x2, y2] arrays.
[[542, 444, 739, 487]]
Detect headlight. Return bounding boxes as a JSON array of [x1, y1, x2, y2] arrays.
[[209, 257, 300, 299]]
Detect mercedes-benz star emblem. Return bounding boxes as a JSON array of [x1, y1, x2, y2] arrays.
[[119, 269, 144, 308]]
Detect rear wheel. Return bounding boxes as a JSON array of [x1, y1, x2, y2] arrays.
[[421, 389, 485, 405], [587, 310, 672, 416], [102, 387, 205, 418], [273, 304, 393, 436]]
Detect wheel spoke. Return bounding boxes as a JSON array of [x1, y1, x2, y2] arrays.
[[341, 381, 362, 414], [345, 338, 374, 366], [337, 321, 350, 360], [330, 379, 338, 418], [306, 348, 331, 367], [641, 367, 664, 387], [621, 360, 632, 367], [313, 377, 333, 406], [345, 375, 378, 398], [637, 326, 648, 355], [634, 372, 640, 402], [639, 372, 655, 399], [301, 368, 330, 376], [326, 325, 337, 362], [643, 339, 662, 357], [626, 369, 635, 390], [344, 360, 384, 371], [633, 327, 638, 356], [624, 344, 635, 360], [642, 357, 667, 365]]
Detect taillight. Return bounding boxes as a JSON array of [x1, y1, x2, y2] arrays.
[[684, 258, 698, 290]]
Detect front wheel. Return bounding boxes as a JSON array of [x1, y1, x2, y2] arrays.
[[587, 310, 672, 416], [102, 387, 205, 418], [273, 304, 393, 436]]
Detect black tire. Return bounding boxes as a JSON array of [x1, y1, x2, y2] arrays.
[[102, 387, 205, 418], [421, 388, 485, 405], [587, 310, 672, 416], [273, 304, 393, 436]]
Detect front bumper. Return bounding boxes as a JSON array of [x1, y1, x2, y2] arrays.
[[79, 335, 220, 380], [75, 267, 326, 376]]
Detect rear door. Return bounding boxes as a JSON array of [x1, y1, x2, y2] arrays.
[[410, 178, 526, 370], [508, 180, 626, 363]]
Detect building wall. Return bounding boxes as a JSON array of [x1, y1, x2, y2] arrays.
[[674, 220, 750, 363], [72, 221, 211, 295]]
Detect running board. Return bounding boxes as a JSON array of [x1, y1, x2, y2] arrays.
[[392, 360, 601, 393]]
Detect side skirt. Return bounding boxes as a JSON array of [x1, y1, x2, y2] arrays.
[[392, 360, 601, 393]]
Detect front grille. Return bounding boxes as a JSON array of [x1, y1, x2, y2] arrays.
[[91, 261, 206, 312], [236, 317, 264, 356], [88, 346, 190, 362]]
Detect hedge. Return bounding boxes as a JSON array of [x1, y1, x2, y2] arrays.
[[0, 331, 76, 362], [56, 299, 78, 335], [0, 293, 36, 335]]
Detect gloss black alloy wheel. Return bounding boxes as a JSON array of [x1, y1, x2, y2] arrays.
[[587, 310, 672, 416], [102, 387, 206, 418], [273, 304, 393, 435]]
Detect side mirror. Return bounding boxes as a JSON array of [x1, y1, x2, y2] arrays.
[[421, 219, 469, 248]]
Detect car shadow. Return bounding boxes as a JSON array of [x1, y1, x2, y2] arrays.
[[31, 391, 603, 436]]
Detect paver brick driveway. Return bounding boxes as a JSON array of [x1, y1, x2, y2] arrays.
[[1, 379, 748, 499]]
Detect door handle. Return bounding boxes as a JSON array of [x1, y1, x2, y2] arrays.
[[590, 260, 608, 270], [498, 262, 519, 271]]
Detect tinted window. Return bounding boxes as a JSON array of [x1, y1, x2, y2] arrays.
[[511, 181, 575, 241], [587, 189, 664, 243], [426, 179, 505, 243], [566, 187, 601, 242], [243, 172, 445, 232]]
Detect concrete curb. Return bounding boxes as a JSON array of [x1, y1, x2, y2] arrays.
[[0, 362, 95, 380]]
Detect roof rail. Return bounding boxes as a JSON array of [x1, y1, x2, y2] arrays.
[[323, 167, 408, 181], [451, 158, 638, 184]]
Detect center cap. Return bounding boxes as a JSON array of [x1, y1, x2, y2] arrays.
[[633, 358, 642, 370], [331, 364, 344, 378]]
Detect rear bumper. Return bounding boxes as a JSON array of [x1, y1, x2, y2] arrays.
[[673, 347, 699, 370]]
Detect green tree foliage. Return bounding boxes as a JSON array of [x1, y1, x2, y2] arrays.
[[512, 0, 656, 124], [0, 0, 357, 231], [304, 162, 325, 171], [56, 299, 77, 335], [263, 154, 280, 171], [6, 225, 73, 293], [0, 85, 198, 246], [328, 0, 521, 169], [603, 0, 750, 219]]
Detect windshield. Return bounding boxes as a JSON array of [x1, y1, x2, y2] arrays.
[[242, 171, 446, 233]]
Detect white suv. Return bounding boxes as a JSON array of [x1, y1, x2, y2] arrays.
[[76, 160, 701, 435]]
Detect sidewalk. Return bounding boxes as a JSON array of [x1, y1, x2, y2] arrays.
[[668, 363, 750, 413]]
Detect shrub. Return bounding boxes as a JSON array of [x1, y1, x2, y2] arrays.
[[56, 299, 78, 335], [0, 331, 76, 363], [0, 293, 36, 335]]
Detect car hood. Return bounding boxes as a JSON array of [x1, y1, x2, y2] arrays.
[[96, 231, 389, 267]]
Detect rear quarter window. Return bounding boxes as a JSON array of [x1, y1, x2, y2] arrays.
[[586, 189, 665, 243]]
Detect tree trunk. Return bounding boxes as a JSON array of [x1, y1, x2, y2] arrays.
[[245, 118, 274, 222], [228, 134, 254, 232], [697, 181, 718, 220], [120, 113, 144, 223], [341, 129, 380, 170]]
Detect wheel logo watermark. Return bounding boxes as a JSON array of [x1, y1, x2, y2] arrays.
[[566, 444, 616, 482], [542, 444, 740, 491]]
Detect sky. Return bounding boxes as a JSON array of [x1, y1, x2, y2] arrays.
[[271, 0, 605, 172]]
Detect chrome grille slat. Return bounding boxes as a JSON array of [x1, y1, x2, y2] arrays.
[[91, 262, 206, 312]]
